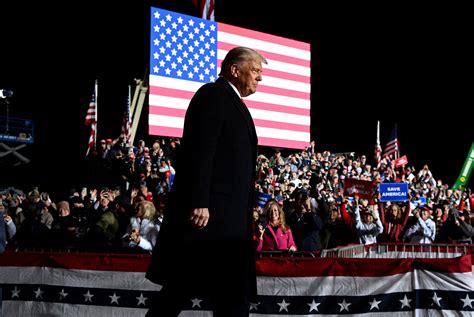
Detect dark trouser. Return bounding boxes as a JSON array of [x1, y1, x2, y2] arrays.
[[146, 284, 249, 317], [213, 297, 250, 317], [145, 284, 184, 317]]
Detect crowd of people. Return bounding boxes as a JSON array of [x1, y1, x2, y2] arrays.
[[1, 137, 473, 253]]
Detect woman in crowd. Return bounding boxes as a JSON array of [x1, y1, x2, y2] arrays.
[[354, 199, 383, 245], [378, 201, 411, 242], [124, 200, 160, 251], [257, 199, 297, 252]]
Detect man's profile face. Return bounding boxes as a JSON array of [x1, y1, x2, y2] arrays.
[[236, 60, 263, 97]]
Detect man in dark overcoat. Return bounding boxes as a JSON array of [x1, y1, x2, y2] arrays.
[[146, 46, 267, 317]]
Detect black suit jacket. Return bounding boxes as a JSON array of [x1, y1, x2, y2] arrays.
[[146, 77, 258, 300]]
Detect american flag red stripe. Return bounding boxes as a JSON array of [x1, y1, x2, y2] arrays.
[[84, 106, 96, 126], [148, 7, 311, 150], [84, 91, 96, 126]]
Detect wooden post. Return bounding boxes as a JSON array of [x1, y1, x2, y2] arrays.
[[129, 80, 148, 145]]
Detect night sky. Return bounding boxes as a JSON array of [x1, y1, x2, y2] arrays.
[[1, 1, 472, 194]]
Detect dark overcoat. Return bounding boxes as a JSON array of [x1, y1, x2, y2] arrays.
[[146, 77, 258, 301]]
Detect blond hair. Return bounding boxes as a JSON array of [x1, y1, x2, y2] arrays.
[[264, 199, 291, 233], [136, 200, 157, 221]]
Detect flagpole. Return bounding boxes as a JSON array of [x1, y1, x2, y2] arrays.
[[394, 123, 399, 159], [127, 84, 131, 143], [375, 120, 381, 169], [377, 120, 380, 148], [94, 79, 98, 150], [130, 69, 149, 145]]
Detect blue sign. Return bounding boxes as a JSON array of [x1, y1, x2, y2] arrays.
[[412, 196, 426, 208], [379, 183, 409, 202], [257, 192, 273, 208]]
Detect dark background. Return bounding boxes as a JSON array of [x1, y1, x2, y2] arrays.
[[1, 1, 472, 194]]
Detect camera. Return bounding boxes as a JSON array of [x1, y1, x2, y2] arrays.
[[41, 192, 49, 201], [0, 89, 13, 99]]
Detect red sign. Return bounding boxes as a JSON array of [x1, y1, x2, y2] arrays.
[[343, 178, 374, 199], [395, 155, 408, 167]]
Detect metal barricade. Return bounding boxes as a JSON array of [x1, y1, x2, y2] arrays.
[[257, 250, 317, 258], [320, 244, 366, 258], [320, 243, 474, 259], [371, 243, 473, 259]]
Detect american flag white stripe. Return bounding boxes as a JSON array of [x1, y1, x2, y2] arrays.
[[3, 303, 464, 317], [0, 266, 161, 291], [256, 127, 310, 142], [85, 105, 96, 125], [148, 7, 311, 150], [4, 302, 148, 317], [258, 271, 473, 297]]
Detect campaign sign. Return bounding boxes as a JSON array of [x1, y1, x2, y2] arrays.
[[412, 196, 426, 208], [395, 155, 408, 167], [343, 178, 373, 199], [257, 192, 273, 208], [379, 183, 409, 202]]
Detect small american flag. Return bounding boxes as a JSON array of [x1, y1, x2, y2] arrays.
[[85, 81, 97, 156], [84, 83, 97, 126], [148, 7, 311, 149], [384, 125, 400, 160], [193, 0, 214, 21]]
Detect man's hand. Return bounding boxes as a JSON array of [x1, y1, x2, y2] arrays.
[[130, 228, 141, 243], [189, 208, 210, 229]]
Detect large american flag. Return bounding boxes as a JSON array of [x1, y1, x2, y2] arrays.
[[148, 7, 311, 149], [1, 250, 473, 316]]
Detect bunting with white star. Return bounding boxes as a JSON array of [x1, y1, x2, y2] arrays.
[[0, 251, 473, 316]]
